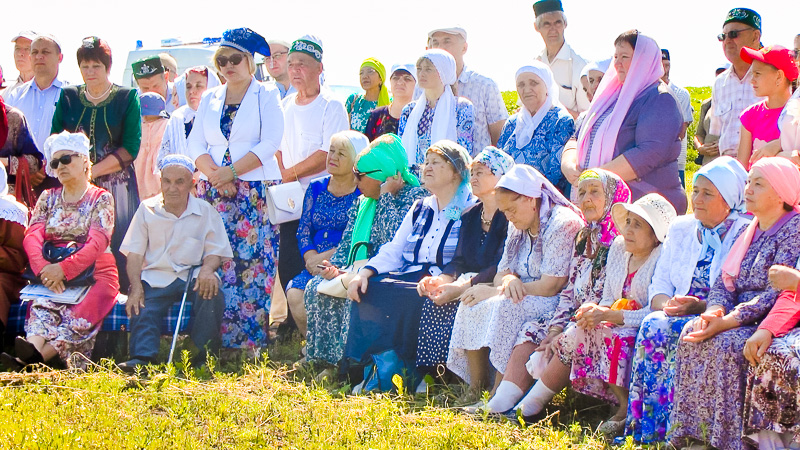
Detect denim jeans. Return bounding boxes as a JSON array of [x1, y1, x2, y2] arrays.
[[128, 278, 224, 362]]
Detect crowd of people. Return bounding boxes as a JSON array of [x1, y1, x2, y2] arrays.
[[1, 1, 800, 448]]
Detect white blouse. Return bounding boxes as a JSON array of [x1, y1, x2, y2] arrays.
[[187, 78, 284, 181]]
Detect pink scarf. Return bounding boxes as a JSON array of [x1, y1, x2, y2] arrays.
[[721, 157, 800, 291], [576, 32, 664, 169]]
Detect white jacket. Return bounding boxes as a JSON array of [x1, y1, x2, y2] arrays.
[[187, 78, 284, 181], [648, 213, 751, 301]]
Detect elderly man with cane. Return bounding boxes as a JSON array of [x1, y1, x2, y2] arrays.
[[118, 154, 232, 371]]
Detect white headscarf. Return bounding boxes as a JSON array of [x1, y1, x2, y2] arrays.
[[400, 49, 458, 165], [512, 62, 562, 150], [43, 131, 91, 177], [0, 163, 28, 227]]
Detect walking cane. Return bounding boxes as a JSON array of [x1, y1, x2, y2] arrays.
[[168, 265, 200, 364]]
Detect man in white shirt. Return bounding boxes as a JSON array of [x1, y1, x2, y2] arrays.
[[266, 40, 296, 100], [277, 35, 348, 293], [2, 31, 37, 99], [119, 155, 233, 370], [427, 26, 508, 153], [5, 35, 67, 153], [533, 0, 589, 117], [661, 49, 693, 187], [711, 7, 763, 158]]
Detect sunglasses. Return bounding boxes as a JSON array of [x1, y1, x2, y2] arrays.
[[353, 168, 382, 180], [717, 28, 753, 41], [216, 53, 245, 67], [49, 153, 82, 170]]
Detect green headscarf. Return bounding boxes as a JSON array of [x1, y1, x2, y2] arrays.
[[347, 134, 419, 265], [360, 58, 390, 107]]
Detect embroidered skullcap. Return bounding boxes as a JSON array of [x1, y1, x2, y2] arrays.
[[44, 131, 91, 164], [132, 55, 165, 80], [472, 146, 515, 176], [221, 27, 271, 57], [158, 154, 195, 174], [533, 0, 563, 17], [724, 7, 761, 31], [290, 35, 323, 62]]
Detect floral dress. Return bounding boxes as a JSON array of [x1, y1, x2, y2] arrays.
[[554, 237, 660, 403], [345, 94, 378, 134], [303, 185, 427, 364], [497, 107, 575, 192], [447, 205, 583, 383], [287, 176, 360, 291], [23, 185, 119, 368], [363, 106, 399, 141], [195, 104, 280, 348], [398, 98, 474, 165], [670, 214, 800, 450], [623, 225, 723, 444]]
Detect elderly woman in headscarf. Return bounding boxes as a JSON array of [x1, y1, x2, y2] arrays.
[[345, 140, 475, 378], [508, 194, 675, 436], [398, 49, 474, 170], [414, 147, 513, 388], [496, 63, 574, 192], [622, 156, 751, 444], [447, 165, 583, 410], [669, 157, 800, 450], [364, 64, 416, 141], [158, 66, 220, 160], [304, 133, 426, 367], [580, 59, 611, 103], [284, 131, 366, 339], [346, 58, 390, 134], [0, 163, 28, 336], [560, 30, 686, 213], [1, 132, 118, 370]]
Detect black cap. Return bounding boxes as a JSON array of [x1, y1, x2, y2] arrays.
[[533, 0, 563, 17], [661, 49, 670, 61]]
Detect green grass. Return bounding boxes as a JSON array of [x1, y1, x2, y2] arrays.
[[0, 352, 638, 449]]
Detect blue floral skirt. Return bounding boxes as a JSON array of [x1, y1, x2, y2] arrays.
[[624, 311, 694, 443], [196, 179, 279, 348]]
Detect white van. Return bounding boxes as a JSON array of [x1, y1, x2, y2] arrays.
[[121, 37, 267, 87]]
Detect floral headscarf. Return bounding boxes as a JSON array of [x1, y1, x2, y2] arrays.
[[574, 168, 632, 259], [472, 146, 515, 176]]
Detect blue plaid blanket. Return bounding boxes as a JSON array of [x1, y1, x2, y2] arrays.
[[6, 301, 194, 336]]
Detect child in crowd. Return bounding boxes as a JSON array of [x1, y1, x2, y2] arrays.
[[737, 46, 799, 168], [134, 92, 169, 200]]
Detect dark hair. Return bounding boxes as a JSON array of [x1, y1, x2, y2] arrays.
[[614, 29, 639, 49], [76, 37, 112, 72], [784, 202, 794, 211]]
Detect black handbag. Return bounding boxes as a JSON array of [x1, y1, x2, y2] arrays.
[[22, 241, 96, 287]]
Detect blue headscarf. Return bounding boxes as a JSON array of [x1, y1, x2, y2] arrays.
[[427, 140, 473, 221], [472, 146, 515, 176], [692, 156, 748, 213]]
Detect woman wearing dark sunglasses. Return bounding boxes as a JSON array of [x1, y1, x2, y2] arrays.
[[186, 28, 285, 350], [1, 131, 119, 370]]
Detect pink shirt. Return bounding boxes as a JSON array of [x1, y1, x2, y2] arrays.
[[740, 100, 782, 146]]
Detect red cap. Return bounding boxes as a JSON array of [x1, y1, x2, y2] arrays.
[[740, 45, 799, 81]]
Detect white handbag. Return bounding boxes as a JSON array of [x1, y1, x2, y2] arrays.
[[266, 181, 304, 224]]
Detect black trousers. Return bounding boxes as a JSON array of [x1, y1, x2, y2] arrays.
[[277, 220, 304, 327]]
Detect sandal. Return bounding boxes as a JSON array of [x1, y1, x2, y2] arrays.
[[596, 418, 626, 436], [0, 352, 25, 371]]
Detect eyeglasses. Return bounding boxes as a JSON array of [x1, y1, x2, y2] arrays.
[[216, 54, 244, 67], [353, 168, 382, 180], [49, 153, 82, 169], [717, 28, 753, 41], [265, 51, 287, 60]]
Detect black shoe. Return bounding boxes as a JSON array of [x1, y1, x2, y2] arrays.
[[0, 352, 25, 371], [118, 358, 152, 374], [501, 408, 549, 426], [14, 337, 44, 364]]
